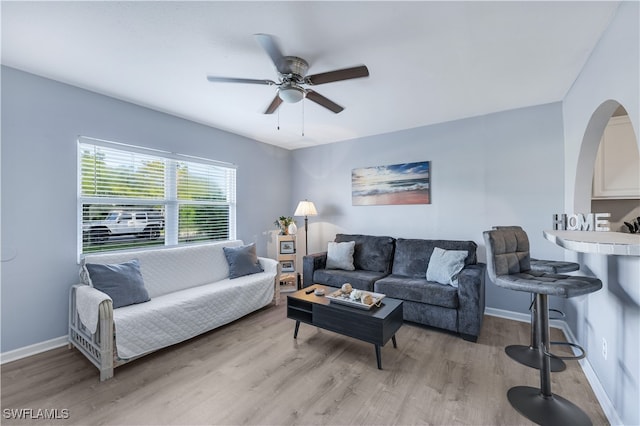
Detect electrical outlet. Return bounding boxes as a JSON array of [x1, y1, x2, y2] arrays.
[[602, 338, 608, 360]]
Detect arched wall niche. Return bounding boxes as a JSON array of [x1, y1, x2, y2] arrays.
[[574, 99, 639, 213]]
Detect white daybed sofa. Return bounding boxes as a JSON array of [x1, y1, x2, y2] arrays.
[[69, 240, 279, 381]]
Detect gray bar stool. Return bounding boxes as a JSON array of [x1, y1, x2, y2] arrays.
[[484, 228, 602, 425], [494, 226, 579, 372]]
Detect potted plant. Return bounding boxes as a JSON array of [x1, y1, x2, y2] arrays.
[[274, 216, 296, 235]]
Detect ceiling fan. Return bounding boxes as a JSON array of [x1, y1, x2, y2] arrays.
[[206, 34, 369, 114]]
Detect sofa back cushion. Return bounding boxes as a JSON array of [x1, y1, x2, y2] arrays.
[[335, 234, 395, 273], [81, 240, 243, 298], [392, 238, 477, 278]]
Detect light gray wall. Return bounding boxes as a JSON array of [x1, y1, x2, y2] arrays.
[[290, 102, 567, 315], [562, 2, 639, 424], [0, 66, 291, 352]]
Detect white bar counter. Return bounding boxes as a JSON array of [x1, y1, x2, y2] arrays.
[[543, 230, 640, 256]]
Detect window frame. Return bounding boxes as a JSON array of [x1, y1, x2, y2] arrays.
[[77, 136, 237, 259]]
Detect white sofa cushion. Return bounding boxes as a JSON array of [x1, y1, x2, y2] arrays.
[[326, 241, 356, 270], [426, 247, 468, 287]]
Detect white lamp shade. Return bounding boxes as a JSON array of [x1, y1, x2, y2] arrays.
[[294, 200, 318, 217]]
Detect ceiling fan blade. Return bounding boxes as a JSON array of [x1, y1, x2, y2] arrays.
[[264, 95, 283, 114], [305, 90, 344, 113], [206, 76, 275, 85], [305, 65, 369, 85], [254, 33, 290, 74]]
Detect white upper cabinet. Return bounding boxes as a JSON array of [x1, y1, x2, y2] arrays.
[[593, 116, 640, 199]]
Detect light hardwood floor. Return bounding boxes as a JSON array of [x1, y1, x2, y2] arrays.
[[2, 295, 608, 425]]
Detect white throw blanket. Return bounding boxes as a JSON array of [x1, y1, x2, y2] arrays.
[[76, 285, 111, 334], [112, 274, 274, 360]]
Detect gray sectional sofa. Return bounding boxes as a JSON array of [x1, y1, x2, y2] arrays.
[[303, 234, 486, 342]]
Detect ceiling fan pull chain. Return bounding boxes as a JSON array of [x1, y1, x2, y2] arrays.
[[277, 108, 280, 131], [301, 100, 305, 137]]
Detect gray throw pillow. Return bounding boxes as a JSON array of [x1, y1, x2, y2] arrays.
[[426, 247, 468, 287], [84, 259, 150, 308], [223, 243, 264, 279], [326, 241, 356, 270]]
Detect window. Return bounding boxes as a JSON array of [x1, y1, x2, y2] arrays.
[[78, 137, 236, 255]]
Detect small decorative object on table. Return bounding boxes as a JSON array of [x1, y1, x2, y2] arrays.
[[624, 217, 640, 234], [288, 222, 298, 235], [326, 283, 385, 310], [274, 216, 296, 235]]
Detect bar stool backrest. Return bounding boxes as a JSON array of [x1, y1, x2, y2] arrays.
[[484, 228, 531, 282]]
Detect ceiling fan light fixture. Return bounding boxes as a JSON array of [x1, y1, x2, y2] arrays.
[[206, 34, 369, 114], [278, 84, 305, 103]]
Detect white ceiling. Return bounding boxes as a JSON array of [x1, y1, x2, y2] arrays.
[[1, 1, 619, 150]]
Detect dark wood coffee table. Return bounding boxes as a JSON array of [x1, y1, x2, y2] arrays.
[[287, 284, 403, 369]]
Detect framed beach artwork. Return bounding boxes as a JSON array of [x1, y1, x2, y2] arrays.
[[352, 161, 430, 206]]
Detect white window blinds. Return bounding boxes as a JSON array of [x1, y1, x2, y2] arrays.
[[78, 137, 236, 255], [176, 159, 236, 243]]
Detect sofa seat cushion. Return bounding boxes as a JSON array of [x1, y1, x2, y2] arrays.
[[312, 269, 387, 292], [112, 271, 275, 360], [374, 275, 459, 309], [335, 234, 395, 273]]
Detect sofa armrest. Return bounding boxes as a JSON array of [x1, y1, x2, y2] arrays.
[[258, 257, 279, 305], [303, 252, 327, 288], [69, 284, 115, 380], [456, 263, 486, 341], [258, 257, 278, 275]]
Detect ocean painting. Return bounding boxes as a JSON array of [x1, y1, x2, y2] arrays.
[[352, 161, 430, 206]]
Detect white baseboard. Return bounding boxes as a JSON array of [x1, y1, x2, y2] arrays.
[[0, 335, 68, 365], [485, 309, 621, 426], [485, 307, 530, 323]]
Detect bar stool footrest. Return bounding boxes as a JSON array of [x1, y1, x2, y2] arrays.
[[505, 345, 566, 372], [548, 308, 565, 321], [545, 341, 586, 361]]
